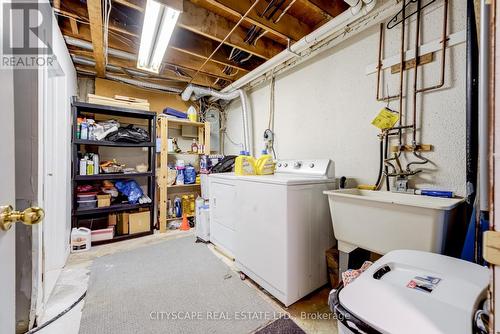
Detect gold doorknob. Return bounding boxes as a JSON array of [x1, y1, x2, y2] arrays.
[[0, 205, 45, 231]]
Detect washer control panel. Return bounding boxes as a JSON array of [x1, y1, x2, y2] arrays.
[[275, 159, 334, 178]]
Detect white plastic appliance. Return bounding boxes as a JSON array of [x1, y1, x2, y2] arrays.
[[331, 250, 489, 334], [210, 159, 336, 306]]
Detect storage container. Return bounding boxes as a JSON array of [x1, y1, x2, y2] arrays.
[[129, 211, 150, 234], [78, 217, 108, 230], [71, 227, 91, 253], [77, 193, 97, 201], [91, 227, 114, 242], [330, 250, 489, 334], [97, 194, 111, 207], [117, 212, 129, 235], [77, 199, 97, 210]]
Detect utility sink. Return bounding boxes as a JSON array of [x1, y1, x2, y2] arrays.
[[324, 189, 465, 258]]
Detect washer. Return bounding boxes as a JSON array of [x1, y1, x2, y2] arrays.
[[209, 159, 336, 306]]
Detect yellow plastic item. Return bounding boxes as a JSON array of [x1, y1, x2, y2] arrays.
[[357, 184, 377, 190], [371, 108, 400, 130], [256, 154, 275, 175], [235, 154, 256, 175]]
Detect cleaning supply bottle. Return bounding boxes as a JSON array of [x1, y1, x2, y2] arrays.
[[174, 196, 182, 218], [189, 194, 195, 215], [191, 139, 198, 153], [256, 150, 275, 175], [182, 195, 190, 216], [235, 151, 256, 176]]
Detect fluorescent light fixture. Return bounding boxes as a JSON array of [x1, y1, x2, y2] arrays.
[[137, 0, 180, 73]]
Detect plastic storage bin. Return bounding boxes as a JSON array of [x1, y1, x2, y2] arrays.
[[330, 250, 489, 334], [78, 199, 97, 210], [91, 227, 114, 242]]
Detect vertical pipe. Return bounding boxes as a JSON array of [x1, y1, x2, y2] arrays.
[[479, 0, 491, 212], [398, 0, 406, 147], [466, 0, 479, 215], [412, 0, 421, 145]]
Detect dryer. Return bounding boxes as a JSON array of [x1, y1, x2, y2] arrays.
[[209, 159, 336, 306]]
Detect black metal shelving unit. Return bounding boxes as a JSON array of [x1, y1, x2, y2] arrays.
[[71, 97, 156, 245]]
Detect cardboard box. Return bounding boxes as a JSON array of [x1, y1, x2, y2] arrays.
[[97, 194, 111, 207], [108, 213, 117, 226], [325, 248, 340, 288], [129, 211, 150, 234], [117, 212, 129, 235]]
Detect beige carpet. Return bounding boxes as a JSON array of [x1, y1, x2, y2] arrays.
[[79, 236, 277, 334]]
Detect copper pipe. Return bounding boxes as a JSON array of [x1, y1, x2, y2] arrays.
[[416, 0, 448, 93], [188, 0, 261, 85], [376, 23, 400, 101], [398, 0, 406, 147], [412, 0, 422, 144]]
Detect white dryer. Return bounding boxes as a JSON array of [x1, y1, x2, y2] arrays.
[[209, 159, 336, 306]]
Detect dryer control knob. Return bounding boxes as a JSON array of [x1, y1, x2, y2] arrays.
[[277, 163, 282, 167], [309, 163, 315, 168], [283, 163, 288, 167], [293, 161, 302, 168]]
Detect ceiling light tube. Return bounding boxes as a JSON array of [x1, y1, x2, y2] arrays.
[[137, 0, 180, 73]]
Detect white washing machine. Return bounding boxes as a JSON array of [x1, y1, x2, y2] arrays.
[[209, 159, 336, 306]]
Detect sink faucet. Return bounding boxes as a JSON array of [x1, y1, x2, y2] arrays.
[[384, 153, 421, 193]]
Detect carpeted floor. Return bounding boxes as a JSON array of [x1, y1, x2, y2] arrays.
[[255, 317, 305, 334], [79, 236, 278, 334]]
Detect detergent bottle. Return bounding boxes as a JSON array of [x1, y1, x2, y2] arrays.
[[256, 150, 275, 175], [235, 151, 256, 176]]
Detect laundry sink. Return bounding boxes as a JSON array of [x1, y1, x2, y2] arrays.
[[323, 189, 465, 256]]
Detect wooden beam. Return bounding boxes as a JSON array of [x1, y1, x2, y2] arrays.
[[61, 21, 253, 81], [86, 0, 105, 77], [113, 0, 144, 12], [69, 18, 79, 34], [178, 2, 283, 60], [170, 29, 259, 73], [165, 48, 245, 80], [57, 6, 258, 74], [195, 0, 312, 42], [109, 0, 283, 60], [305, 0, 349, 18]]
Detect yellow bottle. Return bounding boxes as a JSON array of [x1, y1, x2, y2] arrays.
[[256, 151, 275, 175], [234, 151, 256, 176], [181, 195, 190, 216]]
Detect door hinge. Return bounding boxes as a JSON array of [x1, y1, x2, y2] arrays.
[[483, 231, 500, 265]]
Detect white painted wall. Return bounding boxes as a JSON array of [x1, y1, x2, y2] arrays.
[[224, 1, 467, 196], [35, 5, 77, 317]]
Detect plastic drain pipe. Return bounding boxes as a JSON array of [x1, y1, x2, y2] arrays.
[[181, 85, 253, 155]]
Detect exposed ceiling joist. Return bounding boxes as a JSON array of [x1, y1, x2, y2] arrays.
[[86, 0, 105, 76], [69, 18, 79, 34], [178, 2, 282, 60], [111, 0, 282, 60], [56, 6, 257, 74], [170, 29, 257, 73], [306, 0, 349, 18], [196, 0, 312, 42]]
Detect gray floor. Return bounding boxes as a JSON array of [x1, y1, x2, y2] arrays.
[[79, 236, 278, 334]]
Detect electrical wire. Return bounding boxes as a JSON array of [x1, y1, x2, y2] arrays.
[[23, 291, 87, 334]]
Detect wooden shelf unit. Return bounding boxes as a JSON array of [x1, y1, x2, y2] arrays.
[[157, 117, 210, 232], [71, 97, 156, 245]]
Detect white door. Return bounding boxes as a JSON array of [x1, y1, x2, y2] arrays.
[[0, 59, 17, 334]]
